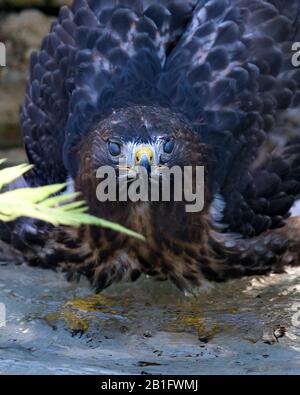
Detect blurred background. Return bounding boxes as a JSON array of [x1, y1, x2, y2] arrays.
[[0, 0, 71, 163]]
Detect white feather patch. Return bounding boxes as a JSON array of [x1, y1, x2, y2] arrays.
[[290, 199, 300, 217], [209, 193, 226, 225], [64, 177, 75, 195]]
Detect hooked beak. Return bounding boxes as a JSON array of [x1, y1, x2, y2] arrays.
[[135, 146, 153, 175]]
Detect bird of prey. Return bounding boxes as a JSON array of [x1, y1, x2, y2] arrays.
[[2, 0, 300, 293]]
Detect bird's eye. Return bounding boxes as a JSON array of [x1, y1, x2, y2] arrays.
[[108, 142, 121, 156], [163, 140, 174, 154]]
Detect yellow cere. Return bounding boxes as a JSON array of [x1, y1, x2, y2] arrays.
[[135, 146, 154, 164]]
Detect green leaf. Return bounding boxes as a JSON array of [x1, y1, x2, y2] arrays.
[[0, 161, 145, 241], [0, 163, 33, 190]]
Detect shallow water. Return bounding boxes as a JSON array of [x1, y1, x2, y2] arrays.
[[0, 262, 300, 375]]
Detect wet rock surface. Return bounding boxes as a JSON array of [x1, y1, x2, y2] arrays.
[[0, 262, 300, 375]]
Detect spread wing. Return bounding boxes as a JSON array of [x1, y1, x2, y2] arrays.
[[21, 0, 198, 185], [158, 0, 300, 236], [21, 0, 300, 237]]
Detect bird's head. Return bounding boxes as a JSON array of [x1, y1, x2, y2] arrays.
[[74, 105, 212, 219]]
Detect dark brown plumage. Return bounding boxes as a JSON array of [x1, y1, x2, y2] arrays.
[[2, 0, 300, 293]]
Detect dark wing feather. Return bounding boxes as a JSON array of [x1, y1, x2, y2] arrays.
[[221, 141, 300, 236], [158, 0, 300, 236], [21, 0, 198, 185]]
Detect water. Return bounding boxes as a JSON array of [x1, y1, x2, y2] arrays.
[[0, 262, 300, 375]]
